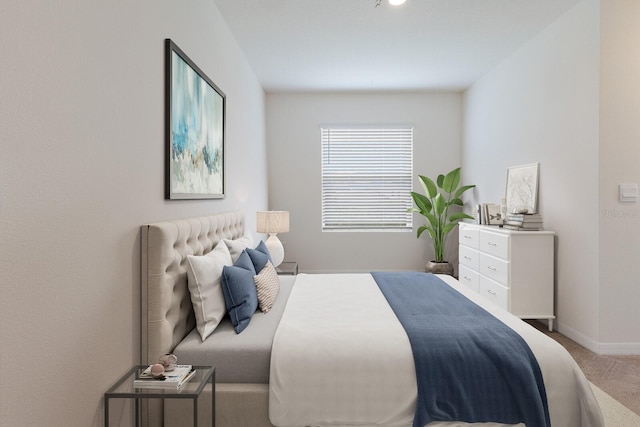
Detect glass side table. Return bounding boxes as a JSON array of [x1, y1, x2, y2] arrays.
[[104, 365, 215, 427], [277, 261, 298, 275]]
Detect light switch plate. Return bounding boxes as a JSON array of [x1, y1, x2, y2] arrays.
[[619, 183, 638, 203]]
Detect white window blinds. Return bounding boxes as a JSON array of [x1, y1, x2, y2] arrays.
[[321, 127, 413, 231]]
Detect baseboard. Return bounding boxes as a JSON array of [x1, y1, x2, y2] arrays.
[[598, 342, 640, 355], [557, 321, 640, 355]]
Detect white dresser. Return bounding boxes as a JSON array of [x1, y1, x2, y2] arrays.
[[458, 223, 555, 331]]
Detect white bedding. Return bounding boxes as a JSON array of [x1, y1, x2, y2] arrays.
[[269, 273, 604, 427], [270, 273, 417, 426]]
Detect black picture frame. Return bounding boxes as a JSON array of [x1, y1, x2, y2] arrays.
[[165, 39, 226, 200]]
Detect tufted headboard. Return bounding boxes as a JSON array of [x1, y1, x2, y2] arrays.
[[140, 211, 245, 364]]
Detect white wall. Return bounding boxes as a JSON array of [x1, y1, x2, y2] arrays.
[[266, 92, 465, 273], [0, 1, 266, 426], [464, 0, 603, 349], [598, 0, 640, 350]]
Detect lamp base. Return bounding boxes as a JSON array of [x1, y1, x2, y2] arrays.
[[265, 234, 284, 267]]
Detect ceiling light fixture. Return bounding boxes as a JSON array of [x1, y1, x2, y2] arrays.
[[375, 0, 406, 7]]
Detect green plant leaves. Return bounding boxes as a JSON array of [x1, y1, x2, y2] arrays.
[[449, 212, 474, 222], [443, 222, 458, 235], [410, 166, 476, 263], [455, 184, 475, 199], [441, 167, 461, 193], [433, 193, 446, 216], [410, 191, 432, 214], [418, 175, 438, 199]]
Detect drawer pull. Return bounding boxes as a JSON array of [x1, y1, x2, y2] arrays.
[[487, 290, 497, 296], [463, 276, 471, 281], [464, 256, 471, 260], [487, 242, 497, 246], [464, 235, 472, 239], [487, 266, 497, 271]]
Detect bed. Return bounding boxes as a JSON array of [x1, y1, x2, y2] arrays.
[[140, 211, 604, 427]]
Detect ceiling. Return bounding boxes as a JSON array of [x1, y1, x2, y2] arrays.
[[214, 0, 582, 92]]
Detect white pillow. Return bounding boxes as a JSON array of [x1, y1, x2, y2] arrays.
[[186, 241, 233, 341], [253, 261, 280, 313], [224, 232, 254, 262]]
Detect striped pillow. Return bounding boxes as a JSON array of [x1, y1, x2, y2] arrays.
[[253, 261, 280, 313]]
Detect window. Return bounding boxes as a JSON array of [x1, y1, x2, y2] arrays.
[[321, 126, 413, 231]]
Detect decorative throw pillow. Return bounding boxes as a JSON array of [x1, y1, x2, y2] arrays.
[[221, 250, 258, 334], [246, 247, 270, 274], [253, 261, 280, 313], [255, 240, 273, 263], [186, 241, 233, 341], [224, 233, 255, 263]]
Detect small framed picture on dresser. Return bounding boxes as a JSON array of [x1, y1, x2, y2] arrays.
[[485, 203, 503, 225]]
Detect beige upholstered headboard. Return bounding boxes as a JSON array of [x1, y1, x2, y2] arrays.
[[140, 211, 245, 364]]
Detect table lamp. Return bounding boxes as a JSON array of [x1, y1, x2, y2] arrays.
[[256, 211, 289, 267]]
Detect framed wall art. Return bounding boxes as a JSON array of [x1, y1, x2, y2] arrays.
[[505, 163, 539, 214], [165, 39, 225, 200]]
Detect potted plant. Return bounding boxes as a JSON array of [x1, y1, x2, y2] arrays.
[[409, 167, 475, 275]]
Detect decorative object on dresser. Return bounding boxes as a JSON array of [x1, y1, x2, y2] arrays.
[[165, 38, 226, 200], [458, 222, 555, 330], [409, 167, 475, 275], [503, 212, 544, 231], [256, 210, 289, 267], [505, 162, 539, 215], [477, 202, 503, 225]]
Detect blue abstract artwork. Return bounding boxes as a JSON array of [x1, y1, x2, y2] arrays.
[[166, 40, 225, 199]]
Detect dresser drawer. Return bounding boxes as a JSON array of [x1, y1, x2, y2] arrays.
[[479, 231, 509, 259], [459, 245, 479, 270], [459, 225, 479, 249], [479, 276, 509, 311], [479, 253, 509, 285], [458, 264, 479, 293]]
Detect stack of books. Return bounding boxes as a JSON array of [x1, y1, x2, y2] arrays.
[[134, 364, 195, 390], [503, 213, 543, 231]]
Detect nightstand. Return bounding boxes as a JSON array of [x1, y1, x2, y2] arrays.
[[276, 261, 298, 275], [104, 365, 215, 426]]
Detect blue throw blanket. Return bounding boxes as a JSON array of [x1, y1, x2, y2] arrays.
[[371, 272, 550, 427]]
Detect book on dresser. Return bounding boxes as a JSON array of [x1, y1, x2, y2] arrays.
[[503, 213, 543, 230], [133, 364, 195, 389]]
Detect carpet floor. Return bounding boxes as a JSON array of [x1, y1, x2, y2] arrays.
[[590, 382, 640, 426], [527, 321, 640, 423]]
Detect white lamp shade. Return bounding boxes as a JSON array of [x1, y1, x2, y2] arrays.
[[256, 211, 289, 234]]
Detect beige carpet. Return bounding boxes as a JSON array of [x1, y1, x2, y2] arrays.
[[591, 382, 640, 426], [526, 320, 640, 422]]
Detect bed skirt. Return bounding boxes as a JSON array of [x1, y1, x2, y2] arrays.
[[165, 383, 274, 427]]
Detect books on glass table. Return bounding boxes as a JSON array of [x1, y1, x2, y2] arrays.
[[133, 364, 195, 390]]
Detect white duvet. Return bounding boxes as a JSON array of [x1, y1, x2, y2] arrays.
[[269, 273, 603, 427]]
